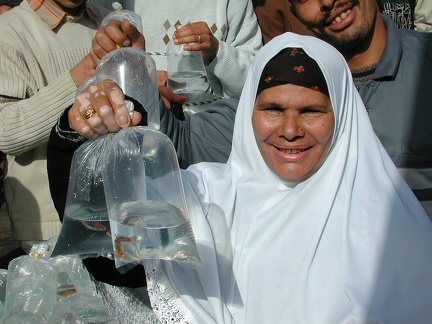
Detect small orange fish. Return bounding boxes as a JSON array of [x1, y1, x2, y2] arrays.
[[81, 220, 107, 232], [114, 236, 140, 259]]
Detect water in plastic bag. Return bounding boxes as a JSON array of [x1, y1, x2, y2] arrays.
[[51, 134, 116, 260], [3, 256, 58, 322], [101, 126, 201, 269], [166, 28, 221, 116], [167, 37, 213, 101], [48, 293, 119, 324], [53, 44, 158, 261], [96, 47, 159, 130]]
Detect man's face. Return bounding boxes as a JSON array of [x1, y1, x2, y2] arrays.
[[50, 0, 85, 14], [290, 0, 378, 52]]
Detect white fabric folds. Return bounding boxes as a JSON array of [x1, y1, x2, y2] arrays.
[[147, 33, 432, 323]]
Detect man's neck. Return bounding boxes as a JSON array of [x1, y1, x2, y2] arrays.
[[46, 0, 84, 16], [344, 13, 387, 70]]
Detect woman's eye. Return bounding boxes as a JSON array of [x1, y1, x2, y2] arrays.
[[264, 106, 284, 113], [302, 107, 325, 115], [301, 111, 325, 120], [303, 109, 319, 114]]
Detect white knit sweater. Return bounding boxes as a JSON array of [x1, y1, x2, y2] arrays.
[[0, 1, 98, 240], [87, 0, 263, 98]]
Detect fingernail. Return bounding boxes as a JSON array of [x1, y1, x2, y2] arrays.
[[122, 39, 130, 47], [118, 115, 129, 127]]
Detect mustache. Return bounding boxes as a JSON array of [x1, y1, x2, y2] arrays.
[[319, 0, 359, 28]]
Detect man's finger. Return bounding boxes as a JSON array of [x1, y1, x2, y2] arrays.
[[158, 85, 188, 104], [120, 19, 145, 49]]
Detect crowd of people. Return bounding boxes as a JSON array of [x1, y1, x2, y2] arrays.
[[1, 0, 432, 322]]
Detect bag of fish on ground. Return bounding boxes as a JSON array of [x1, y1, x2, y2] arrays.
[[100, 125, 201, 270], [52, 44, 160, 267]]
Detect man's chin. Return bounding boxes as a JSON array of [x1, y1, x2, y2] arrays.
[[333, 39, 362, 52], [317, 31, 365, 53]]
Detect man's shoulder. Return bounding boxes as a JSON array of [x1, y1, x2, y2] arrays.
[[399, 28, 432, 53], [0, 5, 39, 34]]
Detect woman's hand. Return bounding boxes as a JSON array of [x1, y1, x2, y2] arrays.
[[68, 80, 142, 139], [173, 22, 219, 64]]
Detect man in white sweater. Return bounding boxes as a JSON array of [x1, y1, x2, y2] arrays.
[[87, 0, 262, 116], [0, 0, 98, 251]]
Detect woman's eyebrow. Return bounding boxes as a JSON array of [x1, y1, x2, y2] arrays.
[[256, 102, 284, 109]]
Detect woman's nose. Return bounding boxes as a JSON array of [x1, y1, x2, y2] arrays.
[[278, 115, 305, 140]]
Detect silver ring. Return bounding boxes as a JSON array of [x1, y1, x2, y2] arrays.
[[198, 35, 202, 44]]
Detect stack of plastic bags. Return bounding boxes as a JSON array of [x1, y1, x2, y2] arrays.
[[0, 238, 118, 323]]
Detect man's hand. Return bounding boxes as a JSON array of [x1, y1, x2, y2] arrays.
[[173, 22, 219, 63], [157, 71, 188, 108], [70, 55, 95, 87], [89, 19, 146, 68]]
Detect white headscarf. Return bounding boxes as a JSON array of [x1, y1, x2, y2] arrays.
[[145, 33, 432, 323]]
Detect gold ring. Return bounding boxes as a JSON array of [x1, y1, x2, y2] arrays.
[[198, 35, 202, 44], [82, 106, 96, 119]]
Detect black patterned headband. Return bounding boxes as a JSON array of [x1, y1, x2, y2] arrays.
[[257, 47, 329, 97]]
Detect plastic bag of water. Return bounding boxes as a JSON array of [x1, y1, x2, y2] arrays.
[[166, 30, 220, 116], [51, 134, 116, 260], [101, 126, 201, 269], [53, 43, 158, 265]]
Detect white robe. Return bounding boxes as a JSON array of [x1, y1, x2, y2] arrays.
[[145, 33, 432, 323]]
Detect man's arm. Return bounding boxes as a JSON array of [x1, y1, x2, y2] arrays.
[[160, 93, 239, 169]]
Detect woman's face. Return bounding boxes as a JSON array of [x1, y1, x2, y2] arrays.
[[252, 83, 334, 182]]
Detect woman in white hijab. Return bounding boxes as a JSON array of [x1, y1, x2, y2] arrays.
[[143, 33, 432, 323]]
